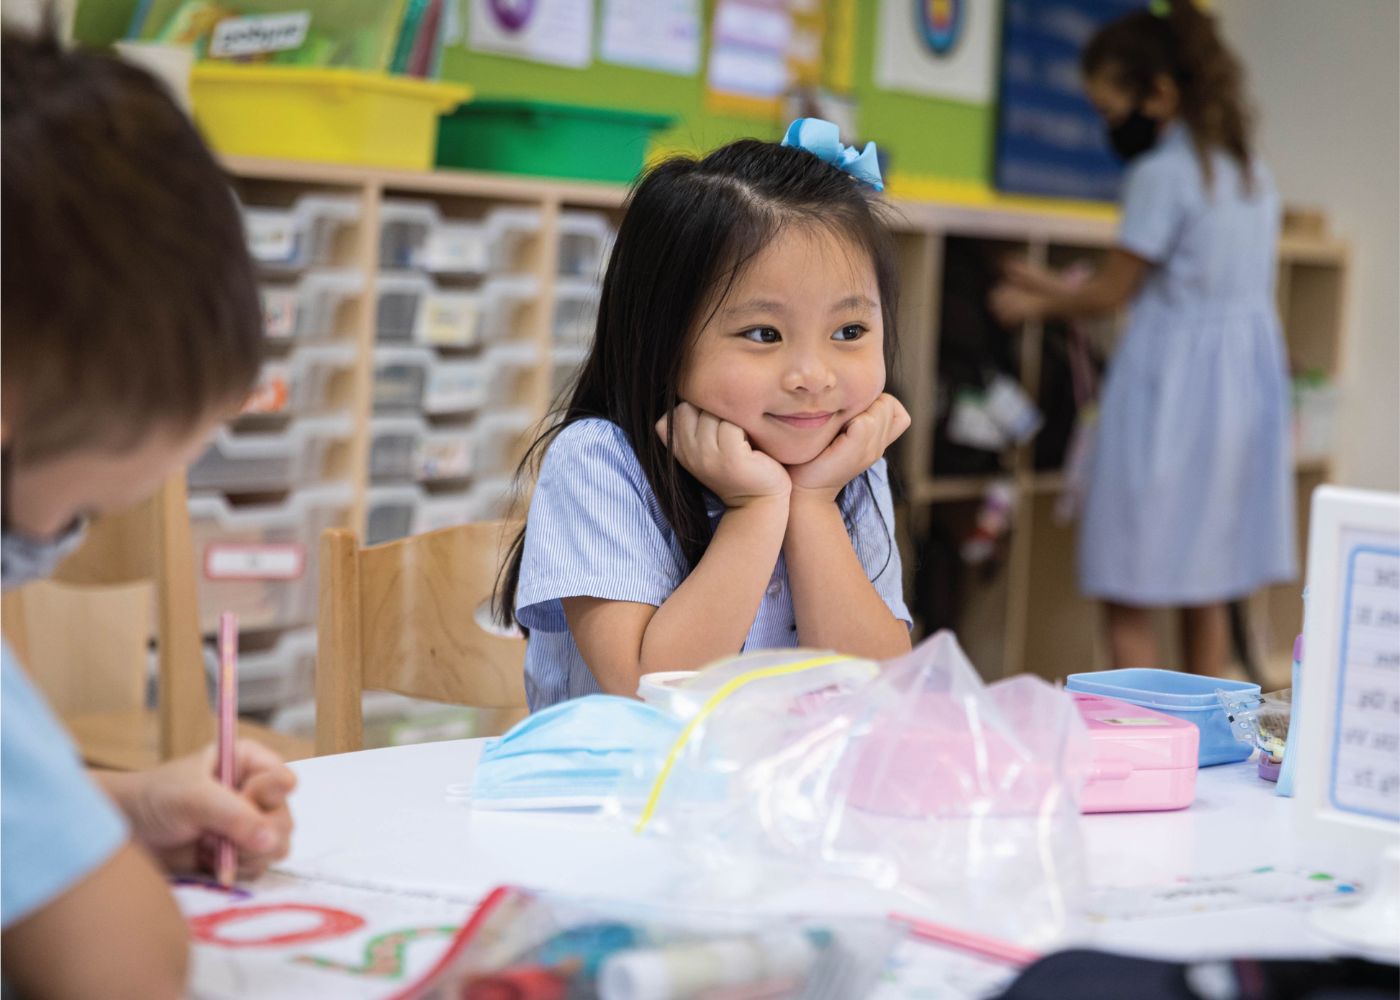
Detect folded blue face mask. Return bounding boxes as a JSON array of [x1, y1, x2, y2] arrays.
[[471, 695, 684, 811]]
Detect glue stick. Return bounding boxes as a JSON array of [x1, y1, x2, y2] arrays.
[[597, 929, 819, 1000]]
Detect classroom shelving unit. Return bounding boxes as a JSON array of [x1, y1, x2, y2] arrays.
[[887, 202, 1348, 685], [202, 158, 626, 719], [193, 157, 1346, 714]]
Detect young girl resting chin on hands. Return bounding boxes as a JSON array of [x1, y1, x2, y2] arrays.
[[496, 120, 914, 711]]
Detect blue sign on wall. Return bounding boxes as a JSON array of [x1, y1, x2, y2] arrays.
[[995, 0, 1143, 202]]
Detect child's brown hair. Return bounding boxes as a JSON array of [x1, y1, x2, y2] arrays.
[[1082, 0, 1253, 187], [1, 30, 264, 463]]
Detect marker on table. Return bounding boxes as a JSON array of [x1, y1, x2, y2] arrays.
[[216, 612, 239, 887], [890, 912, 1041, 967]]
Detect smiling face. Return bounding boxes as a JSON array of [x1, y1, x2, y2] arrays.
[[678, 224, 887, 467]]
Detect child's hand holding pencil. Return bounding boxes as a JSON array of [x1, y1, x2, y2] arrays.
[[97, 739, 296, 882]]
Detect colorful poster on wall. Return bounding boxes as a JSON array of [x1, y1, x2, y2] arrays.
[[468, 0, 593, 69], [600, 0, 701, 76], [874, 0, 999, 104], [706, 0, 792, 117], [787, 0, 824, 89]]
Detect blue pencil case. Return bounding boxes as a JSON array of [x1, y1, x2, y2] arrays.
[[1065, 669, 1261, 766]]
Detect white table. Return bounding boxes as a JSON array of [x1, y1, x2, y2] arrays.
[[282, 738, 1381, 970]]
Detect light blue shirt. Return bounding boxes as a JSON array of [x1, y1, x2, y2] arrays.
[[517, 418, 910, 710], [1, 643, 127, 928]]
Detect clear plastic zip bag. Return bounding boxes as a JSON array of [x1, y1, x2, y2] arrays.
[[400, 885, 901, 1000], [607, 632, 1093, 949]]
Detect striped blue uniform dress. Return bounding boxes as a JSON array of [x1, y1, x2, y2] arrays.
[[1079, 123, 1296, 604], [517, 418, 911, 711]]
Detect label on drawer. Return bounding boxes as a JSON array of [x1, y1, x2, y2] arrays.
[[206, 544, 305, 581], [423, 229, 489, 274], [261, 290, 298, 338], [416, 439, 473, 480], [419, 295, 480, 346], [210, 12, 311, 57], [242, 373, 290, 415], [246, 215, 298, 264]]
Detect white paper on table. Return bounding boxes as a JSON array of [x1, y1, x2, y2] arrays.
[[175, 873, 484, 1000], [600, 0, 701, 75], [874, 0, 999, 104], [468, 0, 594, 69], [1081, 865, 1364, 922]]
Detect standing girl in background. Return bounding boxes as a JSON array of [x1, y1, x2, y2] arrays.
[[991, 0, 1294, 676], [496, 121, 913, 710]]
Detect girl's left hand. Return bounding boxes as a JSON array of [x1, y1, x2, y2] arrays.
[[111, 740, 296, 880], [786, 394, 910, 504]]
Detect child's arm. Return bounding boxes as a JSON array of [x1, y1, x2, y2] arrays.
[[1, 840, 190, 1000], [563, 498, 787, 688], [990, 249, 1149, 324], [784, 394, 913, 658], [563, 404, 791, 694], [998, 257, 1074, 298]]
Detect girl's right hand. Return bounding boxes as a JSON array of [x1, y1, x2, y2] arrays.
[[989, 282, 1045, 326], [1001, 257, 1041, 287], [656, 402, 790, 508]]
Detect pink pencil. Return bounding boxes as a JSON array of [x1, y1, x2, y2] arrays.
[[890, 911, 1042, 967], [216, 612, 239, 887]]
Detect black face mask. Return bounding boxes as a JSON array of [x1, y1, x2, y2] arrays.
[[1106, 109, 1159, 163]]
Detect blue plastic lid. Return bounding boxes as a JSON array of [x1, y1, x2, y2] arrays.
[[1065, 668, 1260, 711]]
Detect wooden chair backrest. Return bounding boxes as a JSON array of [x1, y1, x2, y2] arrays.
[[1, 474, 212, 761], [2, 578, 151, 715], [316, 520, 527, 755]]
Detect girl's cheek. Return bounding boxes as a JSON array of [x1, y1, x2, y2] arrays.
[[848, 366, 886, 414], [704, 380, 763, 425]]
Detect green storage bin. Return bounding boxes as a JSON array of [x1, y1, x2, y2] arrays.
[[436, 100, 673, 183]]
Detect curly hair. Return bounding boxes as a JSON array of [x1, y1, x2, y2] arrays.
[[1083, 0, 1255, 188]]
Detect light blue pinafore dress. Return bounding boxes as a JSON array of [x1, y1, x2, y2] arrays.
[[1079, 124, 1296, 605]]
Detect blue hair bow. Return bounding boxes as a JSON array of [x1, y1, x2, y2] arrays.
[[781, 117, 884, 192]]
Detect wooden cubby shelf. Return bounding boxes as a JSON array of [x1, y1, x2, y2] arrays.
[[213, 156, 1345, 695]]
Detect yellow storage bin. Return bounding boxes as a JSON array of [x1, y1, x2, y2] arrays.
[[191, 65, 470, 170]]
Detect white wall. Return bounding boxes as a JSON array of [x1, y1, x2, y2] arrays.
[[1217, 0, 1399, 491]]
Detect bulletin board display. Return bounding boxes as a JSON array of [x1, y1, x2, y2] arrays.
[[994, 0, 1140, 202]]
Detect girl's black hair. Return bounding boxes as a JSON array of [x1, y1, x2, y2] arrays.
[[1082, 0, 1255, 188], [494, 136, 900, 629]]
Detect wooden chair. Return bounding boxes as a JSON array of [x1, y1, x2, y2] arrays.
[[316, 521, 528, 755], [2, 474, 312, 769]]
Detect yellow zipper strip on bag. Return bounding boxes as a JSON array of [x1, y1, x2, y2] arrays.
[[634, 653, 855, 833]]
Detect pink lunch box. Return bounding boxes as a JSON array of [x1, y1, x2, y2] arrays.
[[1075, 692, 1199, 813]]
